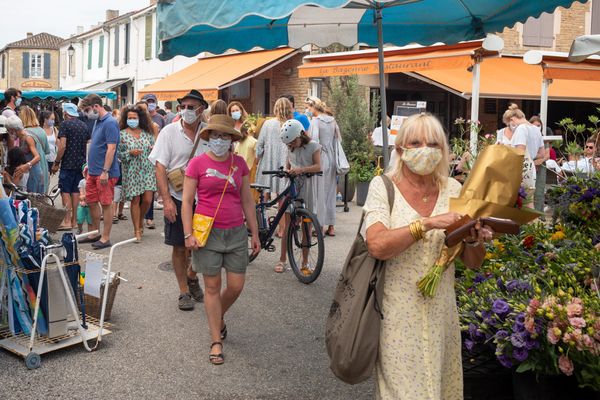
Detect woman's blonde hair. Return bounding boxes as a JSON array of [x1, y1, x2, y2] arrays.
[[502, 103, 525, 125], [19, 106, 40, 128], [306, 96, 326, 113], [387, 113, 449, 189], [274, 97, 293, 122]]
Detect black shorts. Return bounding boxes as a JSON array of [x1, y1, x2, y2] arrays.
[[164, 197, 191, 247], [59, 168, 83, 194]]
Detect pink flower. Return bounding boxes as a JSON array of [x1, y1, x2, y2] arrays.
[[525, 317, 536, 334], [582, 334, 594, 350], [527, 299, 541, 316], [563, 333, 572, 344], [547, 328, 560, 344], [558, 355, 574, 376], [569, 317, 586, 329], [571, 297, 583, 305], [542, 296, 557, 308], [566, 303, 583, 318]]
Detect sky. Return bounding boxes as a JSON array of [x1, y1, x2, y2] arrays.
[[1, 0, 151, 48]]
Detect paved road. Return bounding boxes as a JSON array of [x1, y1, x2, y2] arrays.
[[0, 202, 374, 399]]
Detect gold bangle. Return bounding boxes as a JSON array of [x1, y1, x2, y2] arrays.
[[409, 220, 424, 241]]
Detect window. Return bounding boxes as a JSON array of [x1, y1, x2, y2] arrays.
[[523, 12, 554, 47], [124, 23, 130, 64], [60, 51, 67, 78], [145, 15, 153, 60], [30, 53, 43, 78], [310, 79, 323, 99], [87, 39, 93, 69], [98, 35, 104, 68], [1, 53, 5, 79]]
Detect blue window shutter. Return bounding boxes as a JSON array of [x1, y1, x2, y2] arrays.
[[22, 52, 30, 78], [98, 35, 104, 67], [43, 52, 51, 79]]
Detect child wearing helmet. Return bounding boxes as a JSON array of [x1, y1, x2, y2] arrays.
[[274, 119, 322, 273]]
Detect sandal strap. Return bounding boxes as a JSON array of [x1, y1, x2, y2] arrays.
[[210, 341, 222, 349]]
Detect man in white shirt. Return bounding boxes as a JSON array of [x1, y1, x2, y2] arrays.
[[370, 116, 393, 160], [562, 138, 599, 174], [149, 89, 208, 311]]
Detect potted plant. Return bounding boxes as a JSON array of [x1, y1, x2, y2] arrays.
[[348, 144, 375, 206], [329, 75, 379, 204]]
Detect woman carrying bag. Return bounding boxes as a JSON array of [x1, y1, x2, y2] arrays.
[[181, 114, 260, 365]]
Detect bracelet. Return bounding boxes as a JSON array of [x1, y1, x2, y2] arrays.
[[409, 220, 425, 241], [184, 233, 192, 240]]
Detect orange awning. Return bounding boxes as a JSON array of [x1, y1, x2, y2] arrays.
[[298, 42, 486, 78], [543, 60, 600, 81], [138, 48, 297, 102], [415, 56, 600, 102]]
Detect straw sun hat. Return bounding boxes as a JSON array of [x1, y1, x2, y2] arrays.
[[199, 114, 242, 142]]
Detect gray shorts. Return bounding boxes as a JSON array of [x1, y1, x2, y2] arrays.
[[191, 225, 249, 276]]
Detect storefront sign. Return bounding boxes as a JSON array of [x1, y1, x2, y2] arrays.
[[141, 89, 219, 102], [21, 80, 52, 89]]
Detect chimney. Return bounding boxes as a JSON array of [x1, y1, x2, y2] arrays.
[[106, 9, 119, 21], [26, 32, 33, 38], [77, 26, 84, 35]]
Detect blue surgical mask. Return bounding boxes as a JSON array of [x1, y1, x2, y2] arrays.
[[305, 109, 313, 118], [47, 119, 55, 127], [208, 138, 232, 157], [127, 119, 139, 129], [15, 98, 22, 107], [148, 103, 157, 112], [231, 111, 242, 121]]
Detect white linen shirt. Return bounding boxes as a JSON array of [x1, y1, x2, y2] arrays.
[[148, 120, 208, 200]]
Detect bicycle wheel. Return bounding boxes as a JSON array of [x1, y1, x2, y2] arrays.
[[287, 208, 324, 284]]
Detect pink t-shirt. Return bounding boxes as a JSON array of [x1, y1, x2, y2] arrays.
[[186, 153, 249, 229]]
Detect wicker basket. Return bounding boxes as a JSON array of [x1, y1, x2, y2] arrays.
[[84, 272, 120, 321], [29, 196, 68, 233]]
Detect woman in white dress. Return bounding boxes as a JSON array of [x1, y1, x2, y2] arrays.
[[256, 98, 293, 196], [306, 97, 339, 236], [364, 113, 493, 399], [39, 110, 57, 174]]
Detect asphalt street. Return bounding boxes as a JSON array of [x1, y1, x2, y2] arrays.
[[0, 201, 374, 400]]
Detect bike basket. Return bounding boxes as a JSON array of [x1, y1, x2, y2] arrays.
[[29, 196, 68, 233]]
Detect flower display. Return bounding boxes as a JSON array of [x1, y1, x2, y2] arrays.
[[457, 220, 600, 391]]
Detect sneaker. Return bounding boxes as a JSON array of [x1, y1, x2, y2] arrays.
[[154, 201, 164, 210], [188, 277, 204, 302], [178, 293, 195, 311]]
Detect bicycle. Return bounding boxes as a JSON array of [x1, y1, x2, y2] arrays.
[[250, 169, 325, 284]]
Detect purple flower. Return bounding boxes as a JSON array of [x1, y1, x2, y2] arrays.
[[464, 339, 475, 352], [482, 310, 496, 327], [495, 330, 509, 341], [497, 354, 513, 368], [525, 336, 539, 350], [535, 254, 545, 265], [513, 347, 529, 362], [497, 278, 507, 292], [468, 323, 485, 341], [474, 273, 488, 284], [506, 280, 519, 292], [511, 332, 527, 348], [518, 186, 528, 199], [492, 299, 511, 316], [513, 313, 526, 332]]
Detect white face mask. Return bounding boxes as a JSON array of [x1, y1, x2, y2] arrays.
[[182, 109, 199, 124], [509, 123, 518, 131], [87, 109, 99, 120], [208, 138, 231, 157], [401, 147, 443, 176]]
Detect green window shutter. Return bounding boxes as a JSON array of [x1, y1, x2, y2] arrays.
[[43, 52, 51, 78], [114, 26, 120, 66], [22, 52, 30, 78], [145, 14, 152, 60], [87, 40, 92, 70], [98, 35, 104, 68], [155, 15, 160, 57]]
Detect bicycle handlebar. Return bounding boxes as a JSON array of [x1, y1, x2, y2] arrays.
[[261, 170, 323, 178]]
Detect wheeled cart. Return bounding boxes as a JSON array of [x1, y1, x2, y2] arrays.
[[0, 231, 135, 369]]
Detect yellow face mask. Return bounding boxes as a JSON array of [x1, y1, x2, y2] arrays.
[[400, 147, 442, 176]]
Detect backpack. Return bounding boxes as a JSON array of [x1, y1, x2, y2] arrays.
[[325, 174, 395, 384]]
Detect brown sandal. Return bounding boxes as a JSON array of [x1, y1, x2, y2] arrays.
[[209, 342, 224, 365]]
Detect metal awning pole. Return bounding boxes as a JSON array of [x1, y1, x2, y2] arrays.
[[469, 57, 481, 155], [376, 6, 389, 168], [534, 77, 551, 211]]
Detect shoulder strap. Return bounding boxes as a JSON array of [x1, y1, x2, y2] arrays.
[[357, 174, 395, 233], [212, 154, 235, 219], [186, 122, 204, 165]]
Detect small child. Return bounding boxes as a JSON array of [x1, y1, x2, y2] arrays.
[[77, 164, 92, 235]]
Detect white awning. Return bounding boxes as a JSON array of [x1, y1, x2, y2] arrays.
[[84, 78, 131, 92], [61, 81, 99, 91]]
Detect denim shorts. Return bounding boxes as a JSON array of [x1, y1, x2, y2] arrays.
[[191, 225, 249, 276], [58, 168, 83, 194]]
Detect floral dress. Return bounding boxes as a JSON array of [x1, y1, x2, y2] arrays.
[[363, 176, 463, 400], [118, 129, 157, 200]]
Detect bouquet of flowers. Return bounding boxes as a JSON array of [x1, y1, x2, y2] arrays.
[[457, 223, 600, 390]]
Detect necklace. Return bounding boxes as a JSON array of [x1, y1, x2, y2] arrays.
[[403, 176, 435, 203]]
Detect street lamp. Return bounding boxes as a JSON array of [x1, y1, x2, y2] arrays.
[[67, 44, 75, 57]]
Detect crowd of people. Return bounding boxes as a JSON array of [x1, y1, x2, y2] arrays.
[[0, 87, 345, 365]]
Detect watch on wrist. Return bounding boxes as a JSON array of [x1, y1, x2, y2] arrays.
[[102, 169, 109, 174]]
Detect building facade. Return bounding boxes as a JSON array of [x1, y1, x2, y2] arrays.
[[0, 33, 63, 91]]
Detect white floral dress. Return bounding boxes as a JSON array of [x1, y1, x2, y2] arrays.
[[363, 176, 463, 400]]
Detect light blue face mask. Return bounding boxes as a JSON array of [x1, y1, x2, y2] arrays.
[[15, 98, 22, 107], [305, 109, 313, 118], [148, 103, 157, 112], [231, 111, 242, 121], [208, 138, 232, 157], [127, 119, 139, 129], [47, 119, 55, 127]]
